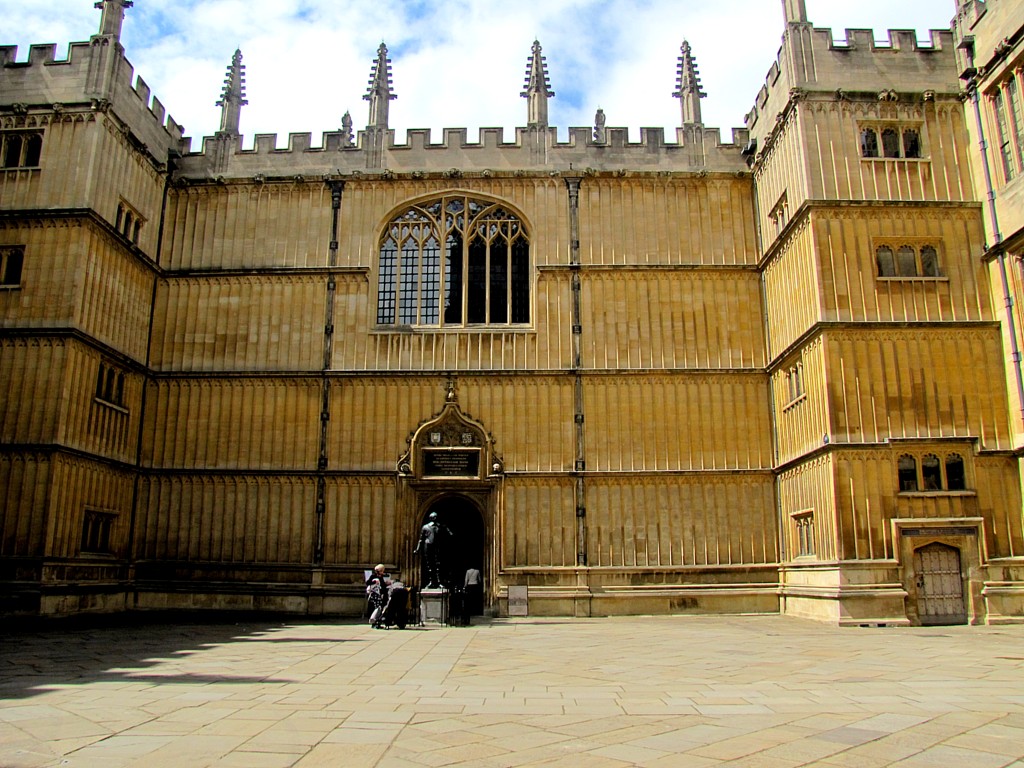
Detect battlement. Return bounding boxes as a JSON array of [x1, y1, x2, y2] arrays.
[[746, 24, 959, 140], [0, 39, 183, 155], [174, 123, 751, 179]]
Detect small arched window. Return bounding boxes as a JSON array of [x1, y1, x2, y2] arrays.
[[945, 454, 966, 490], [876, 246, 896, 277], [861, 128, 879, 158], [897, 245, 917, 277], [377, 194, 530, 328], [898, 455, 918, 491], [922, 454, 942, 490]]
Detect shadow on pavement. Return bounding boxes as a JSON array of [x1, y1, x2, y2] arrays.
[[0, 612, 366, 701]]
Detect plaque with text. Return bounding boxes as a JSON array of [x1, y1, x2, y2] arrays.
[[422, 448, 481, 478]]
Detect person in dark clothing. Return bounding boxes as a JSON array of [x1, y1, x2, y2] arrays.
[[463, 567, 482, 625]]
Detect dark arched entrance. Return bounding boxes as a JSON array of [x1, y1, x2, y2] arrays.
[[423, 495, 485, 615]]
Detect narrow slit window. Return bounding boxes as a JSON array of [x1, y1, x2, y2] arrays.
[[922, 454, 942, 491], [945, 454, 966, 491], [876, 246, 896, 277], [898, 455, 918, 491], [861, 128, 879, 158], [881, 128, 900, 158], [897, 245, 918, 277]]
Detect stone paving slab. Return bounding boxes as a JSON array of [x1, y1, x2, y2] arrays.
[[1, 615, 1023, 767]]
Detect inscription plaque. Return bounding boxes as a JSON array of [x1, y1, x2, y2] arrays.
[[422, 448, 481, 478]]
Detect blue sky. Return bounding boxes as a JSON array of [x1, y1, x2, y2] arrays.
[[1, 0, 957, 147]]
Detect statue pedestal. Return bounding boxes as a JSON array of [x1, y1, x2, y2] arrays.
[[419, 588, 448, 625]]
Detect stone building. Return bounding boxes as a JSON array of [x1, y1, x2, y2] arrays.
[[1, 0, 1022, 625]]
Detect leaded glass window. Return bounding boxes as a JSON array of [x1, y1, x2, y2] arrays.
[[377, 195, 530, 328]]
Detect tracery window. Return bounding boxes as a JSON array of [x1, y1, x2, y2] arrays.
[[377, 194, 530, 328]]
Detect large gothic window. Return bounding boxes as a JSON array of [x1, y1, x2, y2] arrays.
[[377, 194, 530, 327]]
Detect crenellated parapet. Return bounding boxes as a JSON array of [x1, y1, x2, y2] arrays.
[[0, 40, 184, 162], [746, 24, 959, 153], [174, 123, 751, 180]]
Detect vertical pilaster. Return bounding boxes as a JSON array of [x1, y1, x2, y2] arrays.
[[314, 180, 344, 565], [566, 177, 587, 567]]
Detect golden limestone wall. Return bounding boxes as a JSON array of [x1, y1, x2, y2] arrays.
[[581, 270, 764, 369], [832, 449, 1022, 561], [134, 170, 777, 615], [826, 329, 1011, 450], [584, 375, 770, 472], [150, 275, 327, 372], [135, 476, 316, 563], [800, 100, 973, 204], [0, 115, 165, 256], [162, 183, 334, 270], [577, 177, 757, 266], [141, 379, 321, 470], [0, 452, 51, 560], [0, 218, 154, 361]]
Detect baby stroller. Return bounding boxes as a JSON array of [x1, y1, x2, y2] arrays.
[[379, 581, 409, 629]]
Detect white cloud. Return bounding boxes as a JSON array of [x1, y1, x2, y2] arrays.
[[0, 0, 956, 147]]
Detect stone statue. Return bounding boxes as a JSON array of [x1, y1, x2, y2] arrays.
[[414, 511, 451, 589]]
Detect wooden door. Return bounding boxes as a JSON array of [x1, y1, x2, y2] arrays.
[[915, 543, 966, 626]]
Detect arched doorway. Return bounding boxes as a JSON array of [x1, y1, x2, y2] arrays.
[[421, 495, 486, 616], [914, 542, 967, 626]]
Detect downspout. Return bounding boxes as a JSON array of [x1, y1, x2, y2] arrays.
[[960, 37, 1024, 428]]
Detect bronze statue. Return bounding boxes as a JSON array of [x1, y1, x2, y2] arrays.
[[414, 511, 450, 588]]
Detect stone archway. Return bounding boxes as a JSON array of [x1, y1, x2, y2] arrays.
[[421, 494, 486, 615]]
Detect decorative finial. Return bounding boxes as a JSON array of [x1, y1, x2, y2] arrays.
[[594, 108, 607, 143], [94, 0, 133, 40], [672, 40, 706, 126], [215, 49, 247, 136], [521, 40, 555, 129], [446, 377, 457, 403], [781, 0, 808, 24], [364, 42, 397, 130], [341, 111, 354, 147]]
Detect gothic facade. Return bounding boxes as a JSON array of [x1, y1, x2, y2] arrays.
[[2, 0, 1023, 625]]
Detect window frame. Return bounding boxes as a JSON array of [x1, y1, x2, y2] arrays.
[[897, 449, 972, 494], [0, 130, 43, 169], [858, 121, 925, 161], [791, 510, 816, 559], [0, 245, 24, 289], [873, 240, 946, 281], [375, 193, 532, 330]]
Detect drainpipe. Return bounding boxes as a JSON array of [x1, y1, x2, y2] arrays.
[[960, 36, 1024, 429]]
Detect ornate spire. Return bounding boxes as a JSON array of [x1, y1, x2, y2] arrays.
[[94, 0, 133, 40], [672, 40, 706, 126], [364, 43, 397, 130], [521, 40, 555, 129], [216, 49, 247, 136]]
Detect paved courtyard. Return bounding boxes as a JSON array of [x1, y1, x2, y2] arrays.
[[1, 614, 1023, 767]]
